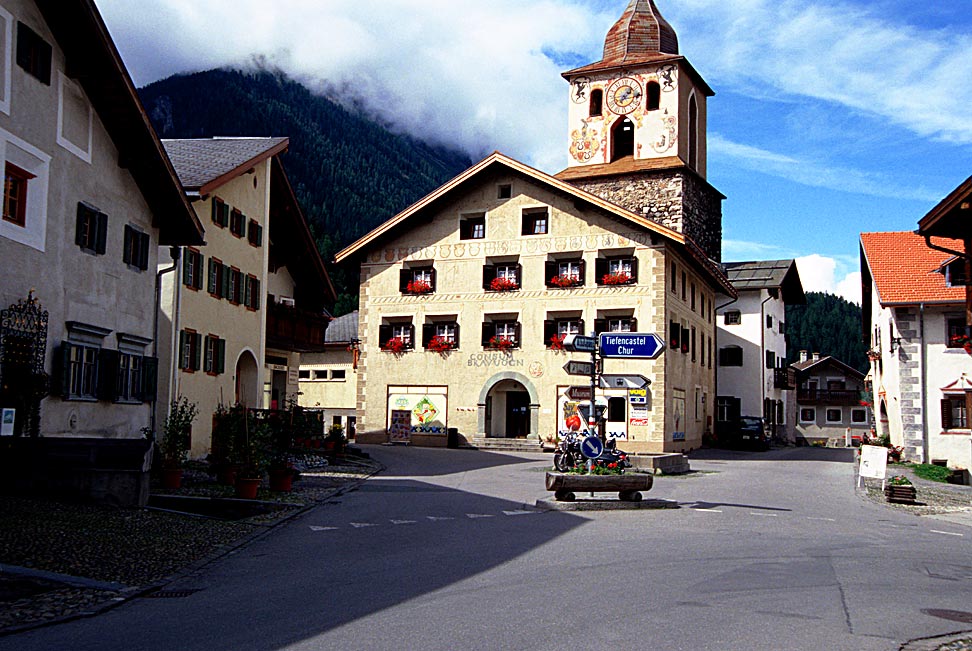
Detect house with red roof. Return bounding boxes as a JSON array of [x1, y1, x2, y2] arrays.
[[860, 230, 971, 472]]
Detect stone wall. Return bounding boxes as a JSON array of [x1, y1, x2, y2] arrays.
[[894, 307, 925, 462], [567, 169, 723, 262]]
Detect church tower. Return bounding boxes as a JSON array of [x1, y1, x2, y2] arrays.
[[556, 0, 723, 261]]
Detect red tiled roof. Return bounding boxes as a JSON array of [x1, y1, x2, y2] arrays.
[[860, 231, 965, 305]]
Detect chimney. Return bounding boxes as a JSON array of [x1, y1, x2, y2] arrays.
[[812, 352, 820, 362], [799, 350, 808, 363]]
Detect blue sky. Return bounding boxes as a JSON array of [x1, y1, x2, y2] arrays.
[[96, 0, 972, 302]]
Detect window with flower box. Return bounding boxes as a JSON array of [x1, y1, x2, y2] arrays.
[[483, 262, 521, 291], [379, 322, 415, 352], [946, 317, 968, 349], [482, 320, 520, 350], [595, 256, 637, 285], [546, 257, 585, 288], [544, 318, 584, 349], [423, 322, 460, 351], [400, 266, 436, 295]]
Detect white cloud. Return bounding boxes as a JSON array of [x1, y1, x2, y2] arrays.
[[795, 254, 861, 304]]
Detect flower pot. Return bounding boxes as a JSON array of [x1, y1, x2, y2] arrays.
[[268, 468, 294, 492], [216, 464, 239, 486], [235, 477, 262, 499], [160, 468, 183, 489]]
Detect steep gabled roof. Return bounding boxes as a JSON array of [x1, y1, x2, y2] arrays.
[[724, 259, 806, 305], [36, 0, 203, 245], [162, 137, 290, 196], [324, 311, 359, 344], [918, 175, 972, 239], [335, 151, 735, 297], [860, 231, 965, 306], [791, 355, 865, 381]]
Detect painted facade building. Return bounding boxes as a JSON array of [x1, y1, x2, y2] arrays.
[[298, 310, 359, 438], [0, 0, 203, 504], [791, 353, 869, 445], [158, 138, 333, 457], [861, 230, 972, 471], [715, 260, 805, 441]]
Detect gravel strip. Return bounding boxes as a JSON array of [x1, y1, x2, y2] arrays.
[[0, 453, 382, 635]]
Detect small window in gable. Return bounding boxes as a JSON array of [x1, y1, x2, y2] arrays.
[[724, 311, 741, 325], [497, 184, 512, 200], [589, 89, 603, 117], [16, 22, 51, 85], [646, 81, 661, 111], [459, 212, 486, 240], [522, 207, 549, 235]]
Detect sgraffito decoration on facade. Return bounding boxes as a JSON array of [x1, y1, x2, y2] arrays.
[[571, 76, 592, 104], [652, 113, 678, 153], [0, 291, 50, 437], [658, 65, 677, 92], [569, 121, 601, 163], [467, 354, 525, 369]]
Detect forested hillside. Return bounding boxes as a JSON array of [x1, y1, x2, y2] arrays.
[[139, 69, 472, 313], [785, 292, 868, 372]]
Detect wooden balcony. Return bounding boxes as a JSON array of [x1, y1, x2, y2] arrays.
[[796, 389, 860, 405], [266, 303, 329, 353]]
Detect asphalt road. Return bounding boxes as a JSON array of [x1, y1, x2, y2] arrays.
[[3, 445, 970, 651]]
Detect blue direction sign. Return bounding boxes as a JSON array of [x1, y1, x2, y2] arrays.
[[563, 334, 597, 353], [599, 333, 665, 359], [579, 435, 604, 459]]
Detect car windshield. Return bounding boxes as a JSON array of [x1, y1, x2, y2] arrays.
[[739, 418, 762, 431]]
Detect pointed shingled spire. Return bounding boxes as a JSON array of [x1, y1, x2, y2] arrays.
[[603, 0, 679, 60]]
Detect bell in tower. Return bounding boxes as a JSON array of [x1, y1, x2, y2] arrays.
[[556, 0, 724, 262]]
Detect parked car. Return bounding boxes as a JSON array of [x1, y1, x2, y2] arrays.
[[723, 416, 770, 450]]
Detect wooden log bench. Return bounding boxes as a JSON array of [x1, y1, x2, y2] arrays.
[[545, 472, 653, 502]]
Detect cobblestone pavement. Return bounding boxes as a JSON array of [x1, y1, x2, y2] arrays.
[[0, 453, 381, 634]]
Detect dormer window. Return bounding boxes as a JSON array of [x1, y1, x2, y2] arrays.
[[944, 259, 969, 287]]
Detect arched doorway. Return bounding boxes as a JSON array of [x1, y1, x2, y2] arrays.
[[478, 372, 539, 439], [235, 350, 259, 408], [611, 117, 635, 161]]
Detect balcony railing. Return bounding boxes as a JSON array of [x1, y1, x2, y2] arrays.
[[266, 303, 329, 353], [796, 389, 860, 405], [773, 368, 794, 390]]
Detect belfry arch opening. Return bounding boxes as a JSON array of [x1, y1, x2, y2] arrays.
[[611, 117, 635, 161]]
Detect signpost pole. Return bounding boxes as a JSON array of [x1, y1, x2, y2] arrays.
[[589, 332, 598, 441]]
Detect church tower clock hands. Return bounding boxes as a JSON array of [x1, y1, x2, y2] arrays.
[[556, 0, 724, 263]]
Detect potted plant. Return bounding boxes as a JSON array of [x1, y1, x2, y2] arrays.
[[427, 335, 456, 353], [548, 334, 566, 351], [322, 424, 346, 454], [382, 337, 408, 353], [406, 279, 433, 294], [488, 335, 515, 351], [489, 276, 519, 292], [157, 397, 199, 489], [210, 404, 242, 485], [233, 413, 270, 499], [885, 475, 917, 503], [601, 272, 632, 285], [549, 274, 580, 289]]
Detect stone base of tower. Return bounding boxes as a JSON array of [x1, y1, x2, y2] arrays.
[[558, 166, 724, 263]]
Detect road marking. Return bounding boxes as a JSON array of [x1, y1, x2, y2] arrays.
[[466, 514, 495, 519], [694, 508, 722, 513], [807, 517, 837, 522], [390, 520, 417, 525], [751, 513, 779, 517], [427, 516, 454, 522], [503, 510, 538, 516], [349, 522, 378, 528], [929, 530, 964, 537], [309, 526, 339, 532]]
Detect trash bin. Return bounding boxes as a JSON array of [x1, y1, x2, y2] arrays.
[[447, 428, 459, 449]]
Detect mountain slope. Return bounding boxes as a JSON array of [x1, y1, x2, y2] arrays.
[[139, 69, 472, 308], [785, 292, 868, 372]]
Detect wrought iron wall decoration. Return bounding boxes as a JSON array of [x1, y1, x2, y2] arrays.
[[0, 290, 50, 436]]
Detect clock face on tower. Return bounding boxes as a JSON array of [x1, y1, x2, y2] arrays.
[[605, 77, 643, 115]]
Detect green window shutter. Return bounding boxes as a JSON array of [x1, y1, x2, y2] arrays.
[[241, 214, 247, 238], [141, 356, 158, 402], [192, 333, 202, 371], [221, 264, 230, 298], [193, 252, 203, 289], [178, 330, 187, 370], [253, 278, 261, 310], [182, 251, 192, 286], [216, 339, 226, 375], [256, 224, 263, 246], [207, 258, 216, 293], [242, 275, 251, 308], [203, 335, 212, 373]]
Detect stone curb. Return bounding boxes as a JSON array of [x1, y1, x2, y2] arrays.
[[0, 460, 385, 638], [900, 631, 972, 650], [535, 497, 679, 511]]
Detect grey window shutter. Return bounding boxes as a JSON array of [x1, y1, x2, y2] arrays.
[[95, 212, 108, 255], [75, 203, 87, 246], [216, 339, 226, 374], [52, 344, 71, 397], [122, 225, 133, 264], [138, 231, 150, 270]]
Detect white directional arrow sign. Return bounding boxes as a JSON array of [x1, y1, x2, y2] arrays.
[[598, 374, 650, 389]]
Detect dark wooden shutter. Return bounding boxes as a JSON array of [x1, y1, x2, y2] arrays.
[[941, 398, 953, 430], [482, 265, 496, 290], [399, 269, 410, 293], [595, 258, 608, 284], [515, 264, 523, 286], [460, 220, 471, 240], [138, 231, 149, 270], [594, 319, 608, 334], [122, 224, 133, 264], [578, 259, 587, 285], [544, 261, 557, 287], [429, 268, 437, 292], [255, 223, 263, 246], [51, 344, 70, 397], [670, 321, 679, 349], [543, 320, 555, 345], [422, 324, 434, 348], [628, 257, 639, 283], [216, 339, 226, 374], [141, 356, 158, 402], [630, 317, 638, 332], [95, 212, 108, 255], [578, 319, 586, 336], [379, 324, 392, 348], [513, 322, 522, 348], [192, 333, 202, 371], [407, 324, 416, 349], [97, 349, 120, 401], [194, 252, 204, 289], [453, 323, 461, 349], [75, 204, 87, 246], [481, 323, 492, 348]]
